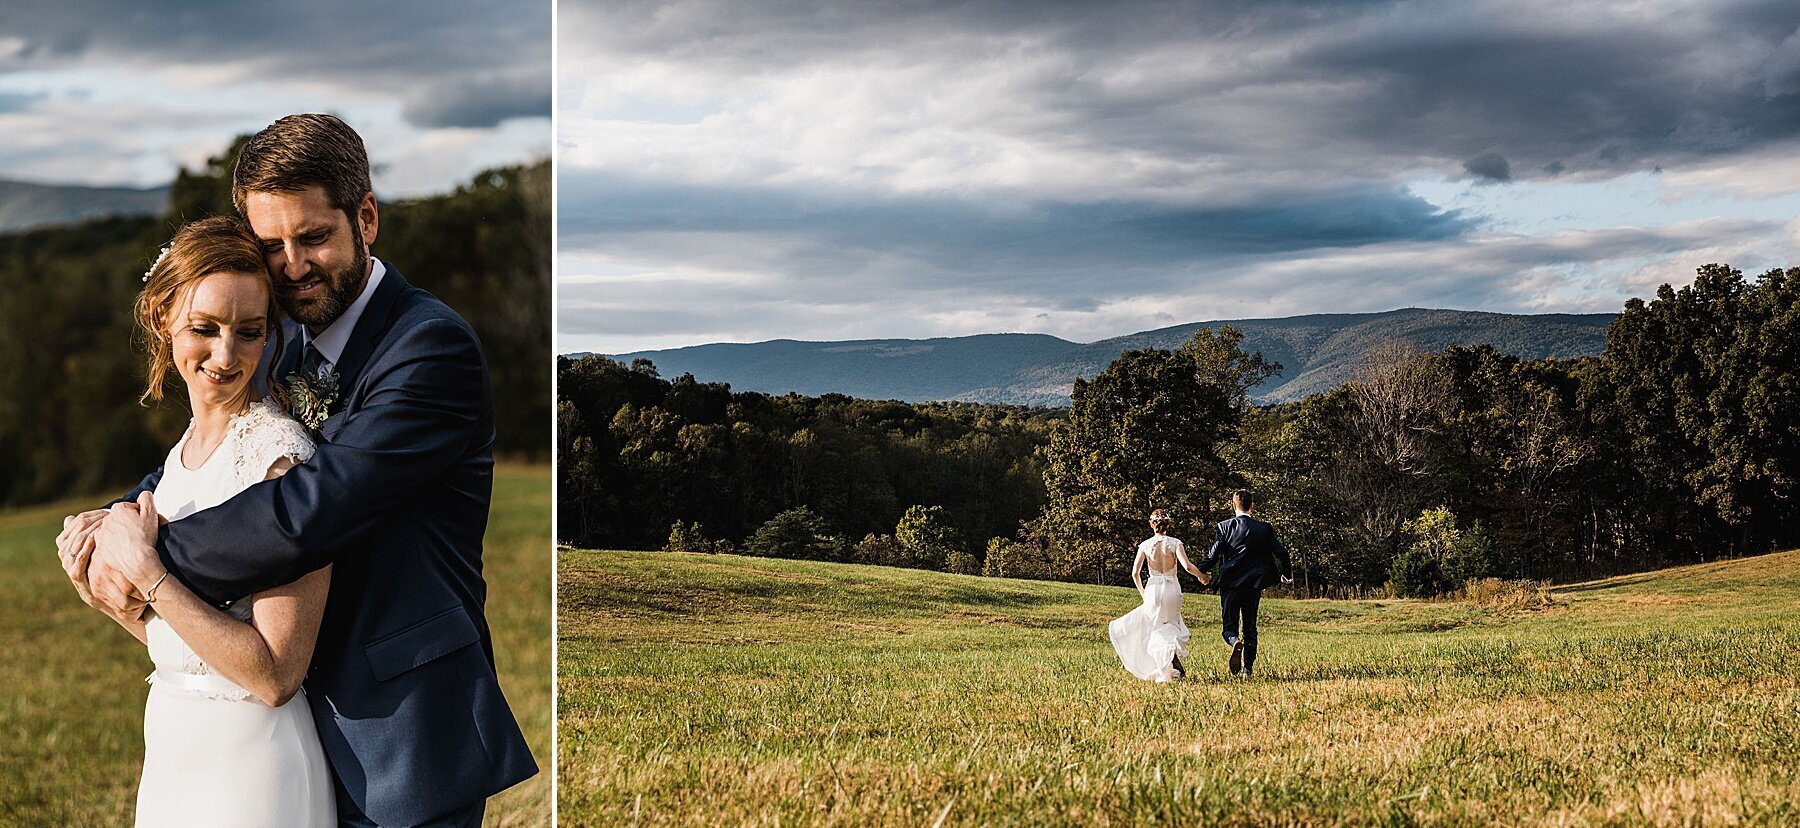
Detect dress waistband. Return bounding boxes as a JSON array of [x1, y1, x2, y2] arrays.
[[1145, 571, 1177, 582], [146, 669, 254, 702]]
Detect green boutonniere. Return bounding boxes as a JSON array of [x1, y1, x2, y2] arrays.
[[286, 365, 341, 430]]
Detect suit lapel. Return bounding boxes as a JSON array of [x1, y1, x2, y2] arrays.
[[329, 265, 409, 395], [274, 320, 306, 383]]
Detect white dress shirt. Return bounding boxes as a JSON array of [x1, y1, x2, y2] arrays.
[[302, 258, 388, 371]]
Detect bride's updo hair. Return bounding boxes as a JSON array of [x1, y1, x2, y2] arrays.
[[1149, 508, 1171, 534], [134, 217, 282, 403]]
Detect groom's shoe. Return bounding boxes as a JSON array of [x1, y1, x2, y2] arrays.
[[1227, 638, 1245, 675], [1171, 654, 1186, 679]]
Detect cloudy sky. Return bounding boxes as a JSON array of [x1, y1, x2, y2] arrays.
[[0, 0, 549, 197], [559, 0, 1800, 355]]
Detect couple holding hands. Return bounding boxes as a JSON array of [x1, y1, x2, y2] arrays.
[[1110, 490, 1293, 683]]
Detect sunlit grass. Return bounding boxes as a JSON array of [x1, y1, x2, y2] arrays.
[[1, 464, 551, 826], [559, 549, 1800, 826]]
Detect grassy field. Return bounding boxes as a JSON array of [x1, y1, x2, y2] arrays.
[[0, 464, 551, 825], [559, 548, 1800, 826]]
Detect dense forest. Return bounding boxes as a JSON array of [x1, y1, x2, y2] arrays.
[[557, 356, 1056, 560], [0, 141, 549, 507], [559, 263, 1800, 595]]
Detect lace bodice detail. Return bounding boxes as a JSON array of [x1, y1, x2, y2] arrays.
[[1141, 534, 1185, 575], [144, 399, 316, 701]]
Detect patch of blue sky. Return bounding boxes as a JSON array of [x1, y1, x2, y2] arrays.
[[1407, 171, 1800, 236]]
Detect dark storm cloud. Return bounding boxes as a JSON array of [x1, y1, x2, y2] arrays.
[[560, 171, 1476, 298], [0, 0, 549, 129], [557, 0, 1800, 349], [404, 72, 554, 129], [563, 0, 1800, 182], [1463, 152, 1511, 183]]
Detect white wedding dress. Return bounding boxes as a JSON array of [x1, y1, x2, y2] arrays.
[[1109, 535, 1192, 683], [134, 399, 335, 827]]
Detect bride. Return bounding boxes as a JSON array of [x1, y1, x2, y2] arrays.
[[1109, 509, 1206, 683], [57, 217, 334, 826]]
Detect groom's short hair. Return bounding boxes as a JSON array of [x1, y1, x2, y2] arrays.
[[1232, 489, 1255, 511], [232, 114, 373, 221]]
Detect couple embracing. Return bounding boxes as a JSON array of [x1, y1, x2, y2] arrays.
[[1109, 490, 1292, 683], [55, 114, 535, 826]]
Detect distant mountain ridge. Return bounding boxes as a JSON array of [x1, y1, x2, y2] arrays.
[[0, 179, 167, 232], [588, 308, 1616, 406]]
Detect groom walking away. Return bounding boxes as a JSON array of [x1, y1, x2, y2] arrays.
[[79, 114, 535, 826], [1196, 490, 1292, 678]]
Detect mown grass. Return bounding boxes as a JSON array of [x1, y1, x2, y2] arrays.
[[0, 464, 551, 825], [559, 549, 1800, 826]]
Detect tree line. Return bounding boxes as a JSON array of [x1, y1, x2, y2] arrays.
[[0, 141, 549, 508], [563, 267, 1797, 595], [558, 357, 1056, 559]]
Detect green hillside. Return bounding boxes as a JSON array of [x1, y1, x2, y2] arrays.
[[600, 308, 1612, 407], [965, 308, 1614, 405], [559, 549, 1800, 826], [607, 333, 1082, 401], [0, 179, 166, 232], [1, 465, 551, 826]]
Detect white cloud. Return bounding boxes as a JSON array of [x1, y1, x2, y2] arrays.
[[558, 0, 1800, 353]]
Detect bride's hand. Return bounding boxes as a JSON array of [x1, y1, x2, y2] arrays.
[[92, 493, 165, 608], [57, 511, 107, 608]]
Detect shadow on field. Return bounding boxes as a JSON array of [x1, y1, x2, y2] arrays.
[[1556, 573, 1657, 594]]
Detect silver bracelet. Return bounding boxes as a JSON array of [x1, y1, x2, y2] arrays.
[[146, 572, 171, 603]]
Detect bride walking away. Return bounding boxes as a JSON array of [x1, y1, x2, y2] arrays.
[[1109, 509, 1206, 683]]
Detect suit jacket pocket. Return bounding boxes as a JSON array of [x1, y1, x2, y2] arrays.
[[364, 605, 481, 682]]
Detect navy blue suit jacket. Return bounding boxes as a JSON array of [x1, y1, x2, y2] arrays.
[[1198, 514, 1292, 590], [118, 268, 536, 825]]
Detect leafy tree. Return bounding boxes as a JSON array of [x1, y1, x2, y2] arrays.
[[557, 401, 606, 547], [982, 536, 1052, 580], [944, 549, 981, 575], [1603, 264, 1800, 556], [1224, 398, 1358, 589], [166, 136, 248, 221], [664, 520, 713, 553], [895, 505, 962, 570], [853, 533, 904, 567], [745, 506, 845, 561], [1392, 506, 1498, 596], [1040, 327, 1277, 584]]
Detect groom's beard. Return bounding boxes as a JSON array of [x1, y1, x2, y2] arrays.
[[278, 228, 369, 329]]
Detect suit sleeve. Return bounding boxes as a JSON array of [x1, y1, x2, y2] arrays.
[[1198, 523, 1224, 573], [153, 317, 486, 605], [1271, 529, 1292, 579], [109, 466, 166, 507]]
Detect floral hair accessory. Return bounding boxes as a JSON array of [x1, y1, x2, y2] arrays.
[[1149, 509, 1171, 521], [142, 245, 171, 283]]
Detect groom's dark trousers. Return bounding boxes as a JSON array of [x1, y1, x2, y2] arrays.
[[117, 268, 536, 826], [1219, 587, 1263, 671], [1198, 514, 1292, 673]]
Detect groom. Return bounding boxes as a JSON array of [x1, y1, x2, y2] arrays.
[[1196, 489, 1292, 678], [79, 114, 536, 826]]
